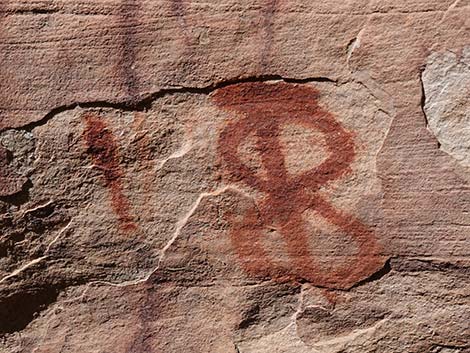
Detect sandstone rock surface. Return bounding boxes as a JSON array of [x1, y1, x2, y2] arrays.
[[0, 1, 469, 352]]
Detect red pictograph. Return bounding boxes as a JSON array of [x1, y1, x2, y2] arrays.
[[213, 81, 384, 289], [82, 112, 137, 232]]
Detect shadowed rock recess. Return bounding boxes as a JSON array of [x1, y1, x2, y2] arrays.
[[0, 1, 469, 352]]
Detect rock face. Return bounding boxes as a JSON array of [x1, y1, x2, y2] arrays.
[[0, 1, 469, 353]]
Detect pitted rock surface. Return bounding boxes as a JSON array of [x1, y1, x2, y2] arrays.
[[0, 1, 469, 353]]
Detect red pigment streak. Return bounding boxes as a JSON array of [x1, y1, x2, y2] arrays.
[[213, 81, 384, 290], [82, 112, 137, 232]]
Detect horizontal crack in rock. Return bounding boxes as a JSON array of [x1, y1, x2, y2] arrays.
[[5, 75, 338, 133]]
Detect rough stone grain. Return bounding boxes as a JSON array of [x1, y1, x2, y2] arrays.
[[423, 47, 470, 167], [0, 1, 469, 352]]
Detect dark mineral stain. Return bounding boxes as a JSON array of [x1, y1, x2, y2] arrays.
[[171, 0, 187, 21], [260, 0, 280, 67], [125, 283, 155, 353], [82, 112, 137, 232], [175, 0, 280, 65], [118, 0, 140, 101], [0, 274, 89, 337], [0, 146, 28, 198], [0, 285, 61, 336], [213, 81, 385, 290], [170, 0, 196, 48]]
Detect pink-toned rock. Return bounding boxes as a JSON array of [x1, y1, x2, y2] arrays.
[[0, 1, 469, 353]]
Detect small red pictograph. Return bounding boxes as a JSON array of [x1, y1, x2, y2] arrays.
[[82, 112, 137, 232]]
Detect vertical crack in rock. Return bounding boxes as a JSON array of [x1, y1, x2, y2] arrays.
[[82, 112, 137, 232], [346, 13, 372, 73], [346, 37, 359, 66], [419, 66, 431, 129], [346, 29, 363, 71]]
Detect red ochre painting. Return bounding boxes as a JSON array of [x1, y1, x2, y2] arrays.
[[213, 81, 385, 289], [82, 112, 138, 233]]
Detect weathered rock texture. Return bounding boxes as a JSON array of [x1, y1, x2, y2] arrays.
[[0, 1, 469, 352]]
